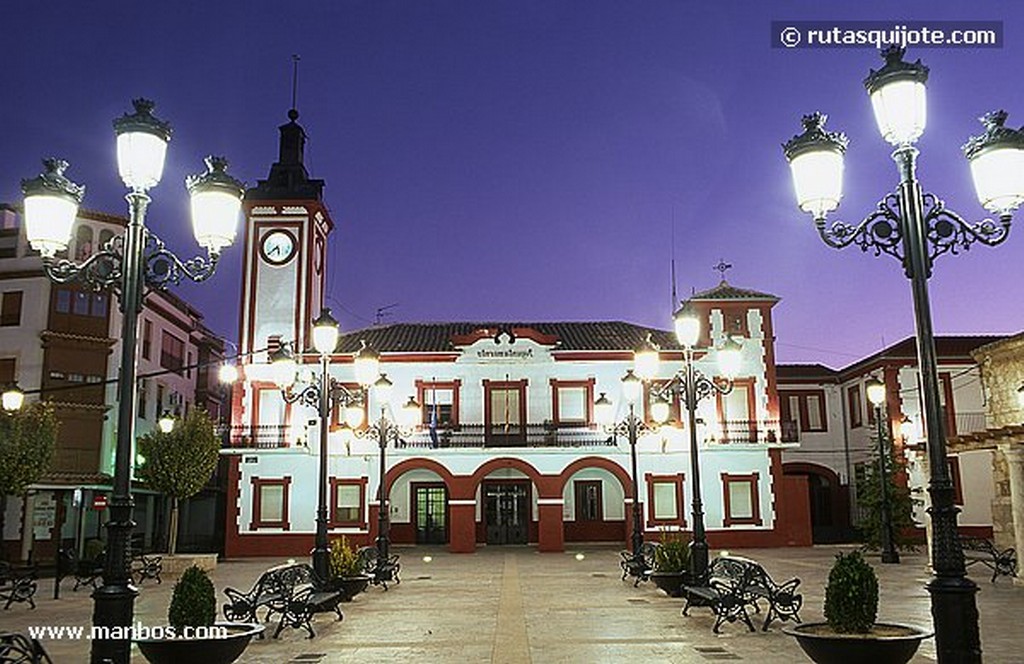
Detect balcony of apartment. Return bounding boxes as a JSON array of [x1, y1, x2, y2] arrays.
[[225, 422, 616, 450], [714, 419, 793, 445]]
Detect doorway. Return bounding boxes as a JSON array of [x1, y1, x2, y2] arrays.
[[483, 482, 530, 545], [413, 483, 448, 545]]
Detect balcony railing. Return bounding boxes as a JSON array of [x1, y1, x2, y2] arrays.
[[714, 419, 789, 445], [400, 423, 616, 449], [228, 424, 289, 449]]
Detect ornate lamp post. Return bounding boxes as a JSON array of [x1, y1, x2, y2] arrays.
[[783, 46, 1024, 662], [866, 377, 900, 564], [19, 99, 243, 664], [595, 369, 648, 581], [270, 311, 370, 580], [648, 306, 741, 580], [363, 373, 419, 587]]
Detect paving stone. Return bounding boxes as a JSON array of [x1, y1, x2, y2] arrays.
[[1, 544, 1020, 662]]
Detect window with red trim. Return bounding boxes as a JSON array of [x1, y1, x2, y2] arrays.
[[722, 472, 762, 526], [848, 385, 863, 428], [646, 473, 686, 528], [779, 390, 828, 435], [948, 456, 963, 506], [330, 477, 367, 527], [250, 477, 291, 530], [551, 379, 594, 425], [416, 380, 461, 428]]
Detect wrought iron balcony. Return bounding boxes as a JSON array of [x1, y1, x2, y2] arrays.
[[227, 424, 290, 449], [398, 423, 616, 449]]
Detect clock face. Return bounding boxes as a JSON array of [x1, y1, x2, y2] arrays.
[[261, 230, 296, 265]]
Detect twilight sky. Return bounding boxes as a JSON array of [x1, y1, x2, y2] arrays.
[[2, 1, 1022, 368]]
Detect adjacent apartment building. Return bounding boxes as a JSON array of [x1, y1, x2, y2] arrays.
[[0, 203, 230, 563]]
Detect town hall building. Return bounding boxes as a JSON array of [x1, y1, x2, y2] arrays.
[[220, 109, 812, 557]]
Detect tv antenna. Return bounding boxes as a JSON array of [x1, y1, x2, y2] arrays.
[[375, 303, 399, 325]]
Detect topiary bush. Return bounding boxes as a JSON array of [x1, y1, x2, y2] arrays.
[[168, 566, 217, 630], [824, 551, 879, 633], [653, 532, 691, 574]]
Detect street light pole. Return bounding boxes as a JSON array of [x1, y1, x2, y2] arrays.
[[682, 345, 708, 578], [19, 99, 242, 664], [596, 370, 648, 580], [867, 378, 900, 564], [376, 404, 390, 582], [783, 46, 1024, 662]]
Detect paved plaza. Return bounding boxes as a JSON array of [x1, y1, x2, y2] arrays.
[[4, 544, 1022, 663]]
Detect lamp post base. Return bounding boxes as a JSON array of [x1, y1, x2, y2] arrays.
[[689, 539, 709, 580], [89, 583, 139, 664], [926, 575, 981, 662]]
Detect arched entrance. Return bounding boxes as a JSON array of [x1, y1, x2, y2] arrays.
[[386, 459, 457, 546], [557, 457, 633, 544], [783, 462, 850, 543]]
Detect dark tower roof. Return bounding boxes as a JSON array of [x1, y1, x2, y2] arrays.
[[246, 109, 325, 201]]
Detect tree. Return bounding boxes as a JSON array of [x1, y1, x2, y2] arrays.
[[0, 403, 58, 561], [137, 409, 220, 554], [856, 423, 919, 552]]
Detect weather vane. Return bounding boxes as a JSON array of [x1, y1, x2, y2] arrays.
[[713, 259, 732, 279], [290, 54, 301, 111]]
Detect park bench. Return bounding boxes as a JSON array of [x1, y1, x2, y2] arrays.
[[0, 631, 53, 663], [682, 555, 802, 633], [268, 564, 344, 639], [619, 541, 659, 586], [961, 537, 1017, 582], [0, 563, 37, 610], [131, 552, 163, 585], [60, 549, 105, 592], [223, 563, 343, 639], [358, 546, 401, 590]]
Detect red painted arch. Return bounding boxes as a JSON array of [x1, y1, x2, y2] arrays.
[[468, 457, 550, 495], [385, 457, 459, 490], [782, 461, 842, 486], [556, 456, 633, 495]]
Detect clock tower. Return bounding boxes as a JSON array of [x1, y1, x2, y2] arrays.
[[239, 108, 333, 364]]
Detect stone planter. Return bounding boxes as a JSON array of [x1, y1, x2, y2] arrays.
[[649, 571, 690, 597], [784, 622, 933, 664], [326, 574, 371, 601], [160, 553, 218, 576], [136, 622, 263, 664]]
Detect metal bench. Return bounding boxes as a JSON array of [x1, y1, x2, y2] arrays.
[[682, 555, 802, 633], [61, 549, 105, 592], [131, 553, 163, 585], [961, 537, 1017, 582], [224, 563, 343, 639], [269, 564, 343, 639], [0, 631, 53, 663], [358, 546, 401, 590], [0, 563, 37, 610], [619, 542, 659, 586]]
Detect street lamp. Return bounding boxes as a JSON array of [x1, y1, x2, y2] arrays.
[[1, 383, 24, 412], [269, 310, 368, 581], [783, 46, 1024, 662], [363, 373, 419, 588], [595, 369, 649, 583], [865, 377, 900, 564], [651, 303, 741, 580], [157, 411, 176, 434], [19, 98, 242, 664]]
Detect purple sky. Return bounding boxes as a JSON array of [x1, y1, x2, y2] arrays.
[[3, 2, 1022, 368]]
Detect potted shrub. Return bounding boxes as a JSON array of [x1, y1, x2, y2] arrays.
[[136, 565, 263, 664], [785, 551, 932, 664], [649, 533, 691, 597], [327, 537, 371, 601]]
